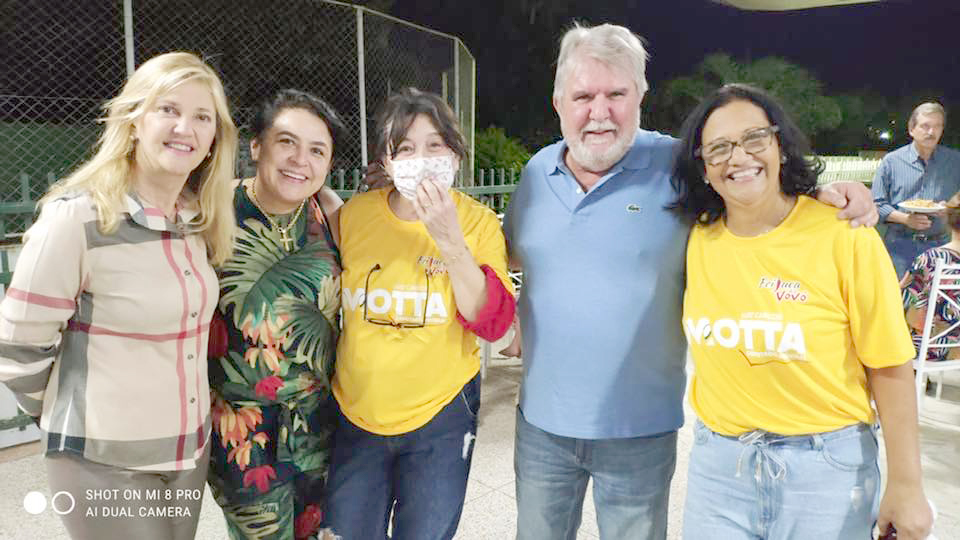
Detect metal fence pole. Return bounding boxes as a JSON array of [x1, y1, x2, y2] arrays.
[[123, 0, 135, 77], [454, 39, 466, 185], [453, 41, 460, 119], [469, 44, 476, 178], [356, 6, 368, 167]]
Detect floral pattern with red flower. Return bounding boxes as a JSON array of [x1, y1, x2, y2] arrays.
[[294, 503, 324, 540], [242, 464, 278, 494], [254, 375, 284, 401]]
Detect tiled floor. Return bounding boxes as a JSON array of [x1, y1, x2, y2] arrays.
[[1, 363, 958, 539]]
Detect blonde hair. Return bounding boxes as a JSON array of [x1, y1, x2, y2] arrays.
[[41, 51, 238, 265]]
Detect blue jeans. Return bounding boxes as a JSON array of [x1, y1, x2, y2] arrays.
[[684, 420, 881, 540], [324, 374, 480, 540], [514, 407, 677, 540], [883, 226, 947, 278]]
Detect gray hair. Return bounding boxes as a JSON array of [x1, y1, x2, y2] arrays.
[[553, 22, 650, 102], [908, 102, 946, 130]]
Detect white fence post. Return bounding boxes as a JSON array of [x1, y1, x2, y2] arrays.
[[356, 7, 368, 168], [123, 0, 135, 76]]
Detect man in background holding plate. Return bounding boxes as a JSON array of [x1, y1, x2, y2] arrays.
[[872, 101, 960, 277]]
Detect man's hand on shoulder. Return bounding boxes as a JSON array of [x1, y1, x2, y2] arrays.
[[358, 161, 392, 193], [817, 182, 878, 227]]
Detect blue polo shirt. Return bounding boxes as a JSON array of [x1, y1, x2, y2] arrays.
[[503, 130, 688, 439]]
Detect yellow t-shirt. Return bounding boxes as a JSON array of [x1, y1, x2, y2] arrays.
[[333, 188, 512, 435], [684, 195, 915, 436]]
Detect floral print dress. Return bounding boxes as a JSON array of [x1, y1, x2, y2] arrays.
[[902, 246, 960, 362], [207, 184, 341, 540]]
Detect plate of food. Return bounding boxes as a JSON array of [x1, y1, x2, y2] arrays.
[[898, 199, 946, 213]]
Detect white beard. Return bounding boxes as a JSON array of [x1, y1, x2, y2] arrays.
[[566, 128, 635, 173]]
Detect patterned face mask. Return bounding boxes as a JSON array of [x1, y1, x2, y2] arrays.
[[390, 155, 456, 201]]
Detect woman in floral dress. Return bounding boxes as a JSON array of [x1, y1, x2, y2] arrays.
[[207, 89, 345, 540], [902, 192, 960, 362]]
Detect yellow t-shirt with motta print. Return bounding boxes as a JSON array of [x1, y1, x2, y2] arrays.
[[683, 195, 915, 436], [333, 188, 512, 435]]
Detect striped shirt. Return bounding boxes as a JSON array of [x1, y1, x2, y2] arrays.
[[872, 142, 960, 236], [0, 192, 217, 471]]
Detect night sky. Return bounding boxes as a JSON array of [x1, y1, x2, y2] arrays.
[[388, 0, 960, 144]]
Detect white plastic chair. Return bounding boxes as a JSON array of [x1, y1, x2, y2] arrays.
[[912, 260, 960, 411]]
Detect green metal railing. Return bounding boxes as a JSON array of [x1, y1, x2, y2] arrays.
[[326, 167, 519, 214], [0, 413, 33, 431]]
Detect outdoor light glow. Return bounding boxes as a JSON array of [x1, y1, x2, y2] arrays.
[[879, 131, 892, 141]]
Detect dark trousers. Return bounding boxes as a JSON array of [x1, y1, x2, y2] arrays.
[[324, 374, 481, 540], [883, 227, 948, 278]]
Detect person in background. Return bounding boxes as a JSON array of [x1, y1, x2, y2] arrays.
[[673, 83, 931, 540], [902, 190, 960, 362], [324, 87, 515, 539], [0, 51, 237, 539], [872, 102, 960, 278], [206, 89, 345, 540]]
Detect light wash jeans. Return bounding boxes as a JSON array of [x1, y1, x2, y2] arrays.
[[514, 407, 677, 540], [684, 420, 881, 540]]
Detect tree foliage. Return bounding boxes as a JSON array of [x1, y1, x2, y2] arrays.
[[474, 126, 532, 172], [646, 53, 842, 143]]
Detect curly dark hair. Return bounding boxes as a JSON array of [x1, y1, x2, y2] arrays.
[[668, 84, 823, 224]]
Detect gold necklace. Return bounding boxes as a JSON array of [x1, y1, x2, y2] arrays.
[[250, 178, 307, 252]]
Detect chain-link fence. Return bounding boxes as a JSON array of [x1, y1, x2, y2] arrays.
[[1, 0, 476, 236]]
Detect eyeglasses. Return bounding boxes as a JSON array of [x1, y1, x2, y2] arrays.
[[696, 125, 780, 166], [362, 263, 430, 328]]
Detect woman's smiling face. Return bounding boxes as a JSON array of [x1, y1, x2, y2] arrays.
[[701, 99, 783, 214]]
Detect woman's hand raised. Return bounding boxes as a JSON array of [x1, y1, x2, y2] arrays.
[[413, 178, 467, 257]]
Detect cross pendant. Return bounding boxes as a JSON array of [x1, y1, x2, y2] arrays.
[[279, 229, 295, 251]]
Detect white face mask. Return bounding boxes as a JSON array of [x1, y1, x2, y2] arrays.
[[390, 155, 456, 201]]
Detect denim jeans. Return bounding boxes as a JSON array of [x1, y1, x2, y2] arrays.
[[683, 420, 881, 540], [324, 374, 480, 540], [514, 407, 677, 540], [883, 226, 948, 278]]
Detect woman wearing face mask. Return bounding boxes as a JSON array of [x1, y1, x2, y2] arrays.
[[0, 52, 237, 539], [324, 87, 515, 539], [206, 89, 344, 540], [672, 84, 931, 540]]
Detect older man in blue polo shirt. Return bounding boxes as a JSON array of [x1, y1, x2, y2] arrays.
[[503, 22, 878, 540], [872, 102, 960, 278]]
